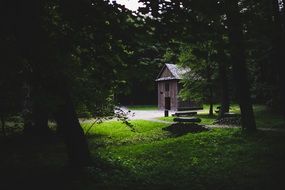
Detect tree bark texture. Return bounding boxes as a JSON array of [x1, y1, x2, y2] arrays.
[[218, 61, 230, 118], [54, 86, 92, 166], [206, 55, 214, 116], [14, 0, 92, 166], [1, 117, 6, 137], [272, 0, 285, 118], [22, 82, 51, 136], [224, 0, 256, 131]]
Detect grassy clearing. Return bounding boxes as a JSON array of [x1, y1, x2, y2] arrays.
[[1, 119, 285, 190], [82, 120, 170, 147], [126, 105, 158, 110], [1, 104, 285, 190], [83, 120, 285, 190], [93, 127, 285, 190]]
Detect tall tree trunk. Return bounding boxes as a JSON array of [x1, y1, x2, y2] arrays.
[[16, 1, 50, 135], [32, 100, 50, 135], [279, 0, 285, 33], [32, 82, 51, 135], [22, 82, 50, 136], [1, 117, 6, 137], [218, 61, 230, 118], [272, 0, 285, 118], [22, 82, 34, 133], [206, 53, 214, 116], [14, 0, 91, 166], [209, 86, 214, 116], [281, 1, 285, 119], [224, 0, 256, 131], [54, 87, 91, 167]]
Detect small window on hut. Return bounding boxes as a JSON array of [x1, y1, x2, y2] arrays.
[[165, 83, 169, 91]]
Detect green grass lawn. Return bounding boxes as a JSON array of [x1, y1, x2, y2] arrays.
[[253, 105, 285, 129], [1, 119, 285, 189], [82, 120, 170, 146]]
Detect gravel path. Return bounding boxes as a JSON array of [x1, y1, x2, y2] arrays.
[[84, 108, 285, 132], [116, 107, 175, 123], [127, 110, 174, 120]]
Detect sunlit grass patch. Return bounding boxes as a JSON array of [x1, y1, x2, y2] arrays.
[[94, 128, 285, 189], [82, 120, 170, 147]]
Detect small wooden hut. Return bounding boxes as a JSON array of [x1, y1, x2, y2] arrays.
[[155, 63, 192, 110]]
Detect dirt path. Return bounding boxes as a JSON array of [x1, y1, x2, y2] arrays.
[[127, 109, 285, 132], [84, 108, 285, 132]]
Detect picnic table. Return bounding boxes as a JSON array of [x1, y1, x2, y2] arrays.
[[177, 107, 203, 111], [173, 117, 201, 123], [172, 111, 197, 117], [172, 107, 203, 123]]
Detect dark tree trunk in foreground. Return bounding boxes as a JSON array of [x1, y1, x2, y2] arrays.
[[1, 117, 6, 137], [281, 2, 285, 119], [282, 0, 285, 30], [206, 55, 214, 116], [32, 100, 50, 134], [224, 0, 256, 131], [54, 87, 91, 167], [22, 83, 34, 134], [31, 81, 51, 135], [14, 1, 50, 136], [23, 109, 49, 136], [22, 82, 50, 136], [14, 0, 91, 166], [218, 61, 230, 118], [272, 0, 285, 118]]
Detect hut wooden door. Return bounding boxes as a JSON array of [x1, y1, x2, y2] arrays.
[[165, 97, 171, 110]]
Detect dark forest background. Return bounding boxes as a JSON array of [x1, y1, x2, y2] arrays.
[[0, 0, 284, 166]]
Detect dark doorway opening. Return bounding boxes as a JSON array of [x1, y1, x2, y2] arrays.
[[165, 97, 171, 110]]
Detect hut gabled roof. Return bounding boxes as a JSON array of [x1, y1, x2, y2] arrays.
[[155, 63, 190, 82]]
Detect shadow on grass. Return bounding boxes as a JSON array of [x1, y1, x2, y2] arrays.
[[162, 123, 209, 137], [0, 133, 134, 190]]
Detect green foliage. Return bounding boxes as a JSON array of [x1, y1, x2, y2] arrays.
[[177, 44, 208, 102], [138, 0, 285, 116], [1, 0, 163, 119]]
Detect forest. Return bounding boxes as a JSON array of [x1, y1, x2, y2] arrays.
[[0, 0, 285, 189]]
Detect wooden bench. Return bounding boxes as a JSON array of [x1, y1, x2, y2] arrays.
[[177, 107, 203, 111], [172, 111, 197, 117], [173, 117, 201, 123]]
